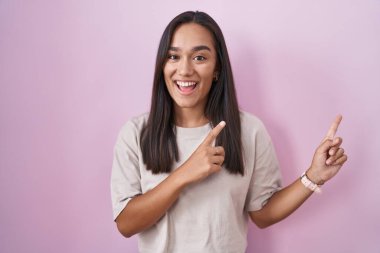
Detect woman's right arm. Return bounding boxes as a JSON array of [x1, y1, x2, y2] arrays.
[[115, 167, 186, 237], [115, 121, 226, 238]]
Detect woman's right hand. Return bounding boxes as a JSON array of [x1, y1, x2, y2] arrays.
[[176, 121, 226, 185], [115, 121, 226, 237]]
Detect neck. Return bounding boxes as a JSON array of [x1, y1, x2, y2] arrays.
[[174, 106, 209, 128]]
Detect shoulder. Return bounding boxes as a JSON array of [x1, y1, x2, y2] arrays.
[[123, 112, 149, 131], [239, 111, 266, 134], [116, 112, 149, 143], [239, 110, 272, 146]]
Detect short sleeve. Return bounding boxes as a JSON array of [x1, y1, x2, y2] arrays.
[[245, 123, 282, 212], [110, 120, 142, 220]]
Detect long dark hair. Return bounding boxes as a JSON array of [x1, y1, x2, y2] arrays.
[[140, 11, 244, 175]]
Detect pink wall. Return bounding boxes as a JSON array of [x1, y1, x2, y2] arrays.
[[1, 0, 379, 252]]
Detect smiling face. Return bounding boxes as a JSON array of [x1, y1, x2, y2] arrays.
[[163, 23, 218, 117]]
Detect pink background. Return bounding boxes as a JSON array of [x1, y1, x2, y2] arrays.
[[1, 0, 379, 252]]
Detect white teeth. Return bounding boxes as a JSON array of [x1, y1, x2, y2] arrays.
[[176, 81, 197, 87]]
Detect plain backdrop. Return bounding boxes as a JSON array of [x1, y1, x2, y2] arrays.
[[1, 0, 379, 252]]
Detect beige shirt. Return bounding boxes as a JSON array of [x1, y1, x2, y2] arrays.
[[111, 111, 282, 253]]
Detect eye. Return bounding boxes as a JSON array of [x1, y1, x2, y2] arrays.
[[194, 55, 206, 61], [167, 54, 179, 61]]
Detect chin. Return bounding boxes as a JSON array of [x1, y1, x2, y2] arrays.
[[173, 99, 198, 109], [175, 103, 196, 109]]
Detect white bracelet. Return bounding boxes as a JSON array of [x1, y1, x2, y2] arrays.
[[300, 172, 322, 193]]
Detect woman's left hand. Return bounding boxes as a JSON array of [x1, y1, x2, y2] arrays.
[[306, 115, 348, 185]]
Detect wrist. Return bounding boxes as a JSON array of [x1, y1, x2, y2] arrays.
[[171, 166, 191, 190], [300, 172, 322, 193], [306, 168, 325, 185]]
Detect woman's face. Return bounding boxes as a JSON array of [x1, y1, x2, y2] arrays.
[[163, 23, 217, 113]]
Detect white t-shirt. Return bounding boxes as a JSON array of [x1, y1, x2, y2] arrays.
[[111, 111, 282, 253]]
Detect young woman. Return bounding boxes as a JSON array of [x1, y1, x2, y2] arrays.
[[111, 11, 347, 253]]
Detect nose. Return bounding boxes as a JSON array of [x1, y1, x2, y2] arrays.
[[178, 58, 193, 76]]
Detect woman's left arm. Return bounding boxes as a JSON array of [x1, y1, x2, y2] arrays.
[[249, 115, 348, 228]]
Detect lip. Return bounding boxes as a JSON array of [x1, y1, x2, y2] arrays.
[[174, 80, 199, 96]]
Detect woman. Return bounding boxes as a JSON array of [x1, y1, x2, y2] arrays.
[[111, 11, 347, 253]]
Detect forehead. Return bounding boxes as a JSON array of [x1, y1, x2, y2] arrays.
[[170, 23, 215, 50]]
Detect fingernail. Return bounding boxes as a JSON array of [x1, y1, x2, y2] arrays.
[[219, 121, 226, 126]]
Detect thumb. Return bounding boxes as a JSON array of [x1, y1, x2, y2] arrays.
[[317, 138, 333, 154]]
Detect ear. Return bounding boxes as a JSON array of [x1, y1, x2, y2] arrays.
[[213, 72, 219, 82]]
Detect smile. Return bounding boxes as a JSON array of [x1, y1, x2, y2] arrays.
[[175, 80, 198, 95]]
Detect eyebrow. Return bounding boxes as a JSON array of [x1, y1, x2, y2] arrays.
[[168, 45, 211, 52]]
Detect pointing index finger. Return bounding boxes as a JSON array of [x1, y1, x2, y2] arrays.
[[325, 115, 342, 140], [202, 121, 226, 146]]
